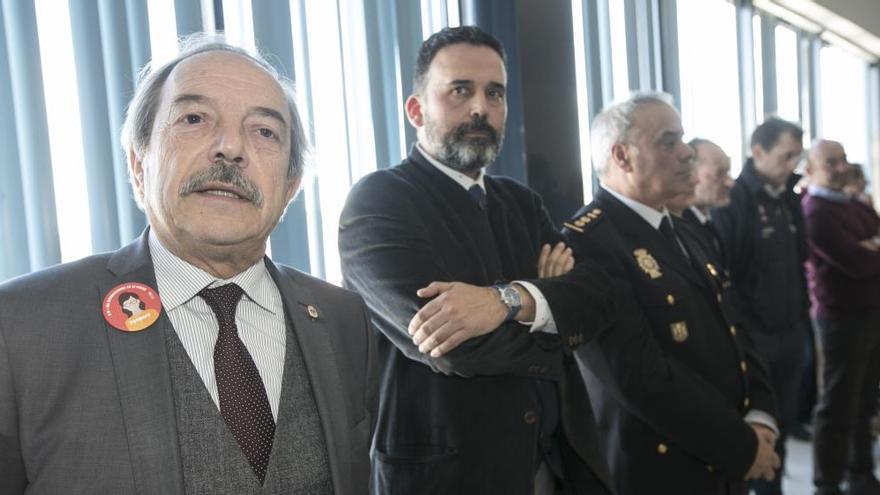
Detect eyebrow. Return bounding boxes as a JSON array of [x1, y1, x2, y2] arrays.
[[448, 79, 507, 90], [170, 93, 288, 129]]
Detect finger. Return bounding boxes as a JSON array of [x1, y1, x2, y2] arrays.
[[418, 320, 461, 354], [552, 247, 573, 276], [537, 244, 551, 278], [408, 296, 444, 335], [563, 255, 575, 273], [416, 281, 451, 298], [544, 242, 568, 277], [430, 328, 471, 357]]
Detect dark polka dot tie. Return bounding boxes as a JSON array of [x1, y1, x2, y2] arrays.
[[199, 283, 275, 484]]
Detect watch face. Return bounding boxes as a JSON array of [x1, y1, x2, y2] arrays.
[[501, 286, 521, 307]]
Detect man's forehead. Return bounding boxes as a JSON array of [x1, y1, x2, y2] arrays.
[[633, 102, 681, 136], [429, 44, 507, 82], [162, 51, 288, 112]]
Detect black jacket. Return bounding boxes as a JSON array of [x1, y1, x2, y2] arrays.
[[711, 160, 810, 341], [563, 188, 777, 495], [339, 148, 616, 495]]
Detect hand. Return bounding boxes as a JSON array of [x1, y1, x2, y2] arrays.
[[859, 238, 880, 251], [744, 424, 781, 481], [537, 242, 574, 278], [407, 282, 510, 358]]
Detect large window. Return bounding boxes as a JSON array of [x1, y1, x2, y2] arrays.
[[820, 44, 869, 165], [35, 0, 90, 263], [775, 24, 800, 122], [677, 0, 745, 174]]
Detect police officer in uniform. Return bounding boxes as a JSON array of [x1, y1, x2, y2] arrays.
[[563, 92, 780, 495]]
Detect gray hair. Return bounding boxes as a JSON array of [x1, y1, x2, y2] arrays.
[[121, 33, 307, 206], [590, 91, 675, 176]]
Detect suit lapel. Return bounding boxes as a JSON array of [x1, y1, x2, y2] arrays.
[[101, 232, 184, 495], [597, 190, 708, 291], [266, 260, 350, 495]]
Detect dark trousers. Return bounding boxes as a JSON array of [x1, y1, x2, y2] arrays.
[[751, 320, 808, 495], [812, 315, 880, 494]]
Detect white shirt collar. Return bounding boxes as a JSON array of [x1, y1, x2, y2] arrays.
[[601, 183, 671, 230], [689, 206, 710, 225], [417, 143, 487, 192], [148, 230, 278, 314]]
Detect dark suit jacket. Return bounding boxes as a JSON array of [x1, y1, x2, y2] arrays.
[[0, 231, 377, 494], [562, 189, 777, 495], [339, 148, 616, 495]]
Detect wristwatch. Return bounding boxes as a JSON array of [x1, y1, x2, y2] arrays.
[[492, 284, 522, 322]]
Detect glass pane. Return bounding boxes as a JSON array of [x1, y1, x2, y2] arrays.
[[570, 0, 593, 202], [147, 0, 179, 66], [608, 0, 630, 100], [677, 0, 744, 175], [221, 0, 256, 52], [34, 0, 91, 262], [775, 25, 799, 122], [820, 45, 868, 165], [753, 14, 764, 122]]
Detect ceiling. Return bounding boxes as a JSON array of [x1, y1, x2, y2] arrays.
[[761, 0, 880, 60]]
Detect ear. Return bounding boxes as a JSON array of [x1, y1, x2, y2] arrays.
[[127, 148, 146, 202], [405, 94, 424, 128], [285, 174, 303, 204], [609, 142, 633, 172], [752, 144, 765, 161]]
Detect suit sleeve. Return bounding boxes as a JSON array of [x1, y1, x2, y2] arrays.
[[523, 191, 618, 350], [339, 173, 612, 379], [803, 202, 880, 279], [564, 223, 759, 479], [0, 319, 27, 494]]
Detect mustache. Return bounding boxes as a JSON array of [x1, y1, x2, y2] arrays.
[[179, 159, 264, 207], [451, 116, 499, 144]]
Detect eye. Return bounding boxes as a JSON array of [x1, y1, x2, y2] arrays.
[[183, 114, 203, 124], [452, 85, 470, 96], [488, 88, 505, 100], [258, 128, 277, 139]]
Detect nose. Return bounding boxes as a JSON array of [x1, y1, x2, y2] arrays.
[[210, 124, 246, 165], [469, 93, 489, 118]]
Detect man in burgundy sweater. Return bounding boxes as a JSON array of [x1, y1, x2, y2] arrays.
[[803, 139, 880, 495]]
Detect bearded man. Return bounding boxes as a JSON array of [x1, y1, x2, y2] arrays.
[[339, 26, 616, 495]]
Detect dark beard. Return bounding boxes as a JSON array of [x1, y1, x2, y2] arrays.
[[434, 116, 504, 173]]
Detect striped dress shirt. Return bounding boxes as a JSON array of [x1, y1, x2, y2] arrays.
[[149, 232, 286, 421]]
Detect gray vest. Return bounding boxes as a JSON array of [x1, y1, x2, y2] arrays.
[[164, 313, 333, 494]]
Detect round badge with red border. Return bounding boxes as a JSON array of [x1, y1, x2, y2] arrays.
[[103, 282, 162, 332]]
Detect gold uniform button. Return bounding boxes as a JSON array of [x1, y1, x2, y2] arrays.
[[743, 397, 750, 408], [716, 293, 722, 303], [729, 325, 737, 336], [707, 465, 714, 472], [657, 443, 668, 454], [740, 361, 748, 372], [524, 411, 538, 424], [706, 263, 718, 277], [666, 294, 675, 305]]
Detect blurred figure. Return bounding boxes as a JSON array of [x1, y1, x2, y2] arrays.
[[712, 117, 810, 495], [844, 163, 874, 207], [679, 138, 735, 254], [803, 139, 880, 495]]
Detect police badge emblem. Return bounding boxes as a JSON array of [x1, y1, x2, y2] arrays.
[[634, 249, 662, 279], [670, 321, 689, 342]]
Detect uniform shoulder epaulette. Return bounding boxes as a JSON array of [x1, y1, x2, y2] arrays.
[[563, 207, 604, 234]]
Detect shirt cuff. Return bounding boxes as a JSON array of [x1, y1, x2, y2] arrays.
[[744, 410, 779, 438], [512, 280, 558, 334]]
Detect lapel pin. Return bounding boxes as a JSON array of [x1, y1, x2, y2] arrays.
[[102, 282, 162, 332], [307, 304, 319, 319]]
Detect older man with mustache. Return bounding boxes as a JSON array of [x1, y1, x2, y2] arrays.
[[0, 35, 376, 494]]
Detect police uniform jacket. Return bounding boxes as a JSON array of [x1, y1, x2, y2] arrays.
[[338, 148, 616, 495], [563, 188, 777, 495]]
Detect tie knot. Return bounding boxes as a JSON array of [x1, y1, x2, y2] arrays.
[[199, 283, 244, 323], [468, 184, 487, 210], [659, 216, 675, 239]]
